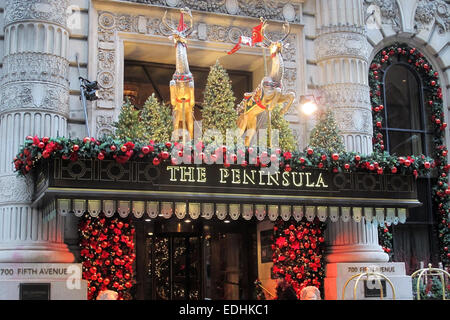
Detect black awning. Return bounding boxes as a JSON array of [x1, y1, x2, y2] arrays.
[[34, 159, 421, 224]]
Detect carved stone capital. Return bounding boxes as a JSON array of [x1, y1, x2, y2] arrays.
[[5, 0, 70, 28]]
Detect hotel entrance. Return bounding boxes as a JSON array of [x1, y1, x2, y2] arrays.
[[134, 218, 258, 300]]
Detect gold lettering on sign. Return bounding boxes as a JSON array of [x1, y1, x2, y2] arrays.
[[305, 172, 315, 187], [292, 172, 304, 187], [220, 168, 230, 183], [282, 172, 290, 186], [197, 167, 206, 183], [167, 166, 180, 181], [316, 173, 328, 188], [232, 169, 241, 184], [180, 166, 195, 182], [267, 173, 279, 186], [243, 170, 256, 185], [258, 170, 266, 186]]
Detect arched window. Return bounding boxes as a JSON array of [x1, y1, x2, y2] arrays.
[[372, 48, 441, 273], [383, 63, 433, 156]]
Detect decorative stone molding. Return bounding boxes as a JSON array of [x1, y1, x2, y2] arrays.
[[415, 0, 450, 33], [364, 0, 401, 31], [1, 53, 69, 87], [0, 83, 70, 116], [121, 0, 302, 22], [321, 84, 371, 110], [4, 0, 70, 27], [315, 32, 370, 62], [364, 0, 450, 34]]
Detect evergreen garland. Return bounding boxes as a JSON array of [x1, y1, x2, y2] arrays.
[[308, 108, 346, 154]]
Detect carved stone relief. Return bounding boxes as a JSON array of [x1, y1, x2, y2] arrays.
[[364, 0, 450, 33], [0, 174, 33, 204], [315, 32, 370, 62], [4, 0, 70, 27], [0, 83, 69, 116], [1, 53, 69, 87], [415, 0, 450, 33], [120, 0, 301, 22]]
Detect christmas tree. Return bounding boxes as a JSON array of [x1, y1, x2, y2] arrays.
[[140, 93, 174, 143], [308, 108, 345, 153], [202, 60, 238, 144], [271, 104, 297, 151], [113, 98, 145, 142]]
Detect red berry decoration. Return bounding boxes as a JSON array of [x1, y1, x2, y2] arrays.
[[152, 157, 160, 166]]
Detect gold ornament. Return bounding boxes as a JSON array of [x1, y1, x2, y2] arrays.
[[162, 8, 195, 141], [237, 19, 296, 146]]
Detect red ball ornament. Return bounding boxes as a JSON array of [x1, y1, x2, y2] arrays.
[[307, 148, 313, 155], [355, 155, 361, 161], [161, 151, 169, 159], [391, 167, 397, 174], [98, 153, 105, 160], [332, 153, 339, 161], [284, 164, 292, 172], [110, 145, 117, 151], [152, 157, 160, 166], [120, 145, 127, 152], [142, 146, 150, 154]]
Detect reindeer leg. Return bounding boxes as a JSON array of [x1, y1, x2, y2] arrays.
[[279, 92, 296, 115], [246, 114, 257, 147]]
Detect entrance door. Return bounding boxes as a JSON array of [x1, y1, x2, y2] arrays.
[[145, 234, 202, 300]]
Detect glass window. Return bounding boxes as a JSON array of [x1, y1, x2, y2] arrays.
[[382, 63, 433, 156], [124, 61, 252, 117], [380, 56, 438, 272]]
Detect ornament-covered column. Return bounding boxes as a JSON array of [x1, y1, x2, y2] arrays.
[[314, 0, 388, 265], [0, 0, 73, 263]]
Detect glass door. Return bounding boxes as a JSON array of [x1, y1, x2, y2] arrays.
[[146, 234, 202, 300]]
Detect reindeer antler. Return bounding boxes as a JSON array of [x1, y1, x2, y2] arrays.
[[263, 20, 290, 44], [280, 21, 290, 42], [162, 10, 176, 33]]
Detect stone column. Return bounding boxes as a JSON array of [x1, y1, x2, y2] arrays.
[[313, 1, 414, 300], [0, 0, 73, 263], [314, 0, 388, 264]]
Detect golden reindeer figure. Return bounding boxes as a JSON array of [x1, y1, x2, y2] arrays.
[[162, 8, 195, 140], [237, 20, 296, 146]]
